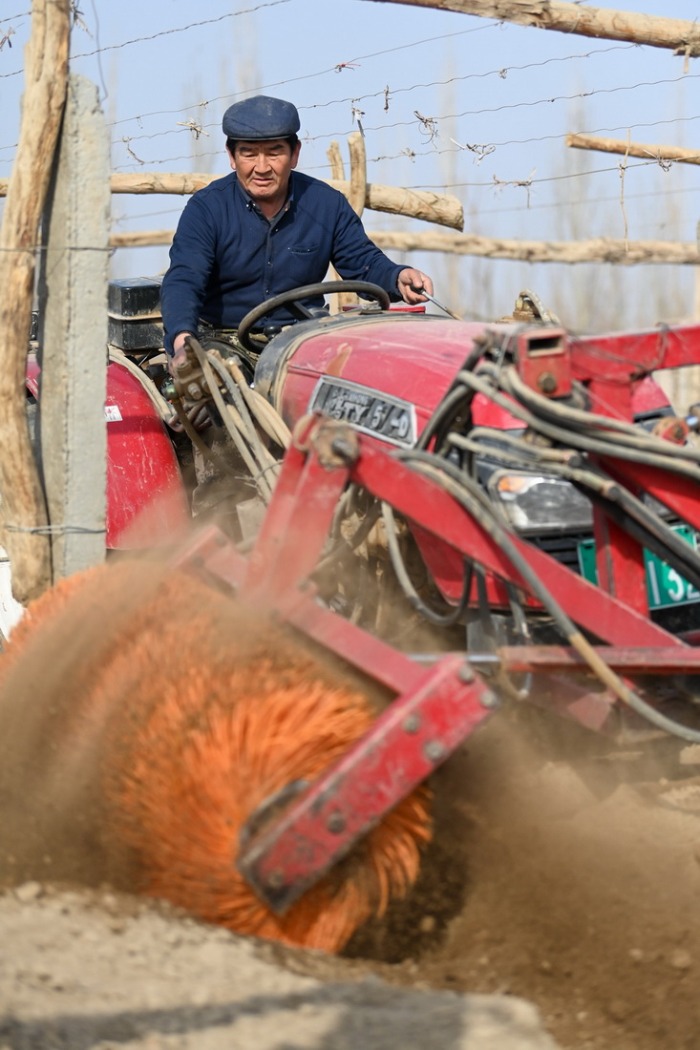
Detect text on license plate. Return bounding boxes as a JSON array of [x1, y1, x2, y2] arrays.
[[309, 378, 416, 447], [578, 525, 700, 610]]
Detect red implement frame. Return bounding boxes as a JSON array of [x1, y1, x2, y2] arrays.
[[570, 323, 700, 614], [174, 427, 498, 912], [174, 322, 700, 913]]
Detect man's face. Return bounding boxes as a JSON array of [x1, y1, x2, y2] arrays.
[[230, 139, 301, 211]]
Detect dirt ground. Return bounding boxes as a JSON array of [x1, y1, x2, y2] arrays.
[[2, 716, 699, 1050], [1, 561, 700, 1050], [341, 717, 700, 1050]]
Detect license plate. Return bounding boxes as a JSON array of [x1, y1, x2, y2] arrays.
[[309, 377, 416, 447], [578, 525, 700, 610]]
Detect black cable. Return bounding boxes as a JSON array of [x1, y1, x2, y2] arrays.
[[381, 501, 473, 627], [581, 486, 700, 594], [503, 366, 700, 465], [395, 448, 700, 744], [416, 378, 475, 453], [314, 493, 383, 576], [459, 367, 700, 481]]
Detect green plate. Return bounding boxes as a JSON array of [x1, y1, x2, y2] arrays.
[[578, 524, 700, 610]]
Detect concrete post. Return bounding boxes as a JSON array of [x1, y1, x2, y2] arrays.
[[37, 74, 110, 578]]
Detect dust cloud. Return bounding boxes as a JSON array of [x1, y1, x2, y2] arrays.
[[1, 554, 699, 1048]]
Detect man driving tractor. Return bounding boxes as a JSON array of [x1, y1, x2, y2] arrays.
[[160, 94, 433, 519], [161, 94, 433, 371]]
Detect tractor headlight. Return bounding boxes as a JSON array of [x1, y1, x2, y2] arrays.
[[487, 470, 593, 535]]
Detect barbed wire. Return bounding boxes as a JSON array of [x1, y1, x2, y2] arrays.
[[111, 206, 184, 224], [96, 105, 700, 178], [319, 71, 700, 139], [56, 108, 692, 178], [365, 111, 700, 165], [0, 10, 29, 25], [0, 7, 694, 211], [0, 244, 115, 255], [99, 55, 700, 144], [2, 107, 697, 204], [303, 42, 638, 112], [0, 0, 292, 77], [74, 0, 291, 59], [415, 157, 666, 190], [473, 181, 700, 219], [2, 3, 697, 255], [0, 18, 687, 152], [77, 70, 700, 171]]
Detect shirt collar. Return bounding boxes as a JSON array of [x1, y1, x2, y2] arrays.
[[235, 171, 296, 219]]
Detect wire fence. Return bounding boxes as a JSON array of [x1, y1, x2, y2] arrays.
[[1, 0, 698, 331]]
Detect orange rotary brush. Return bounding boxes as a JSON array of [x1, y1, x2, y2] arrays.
[[0, 557, 432, 953]]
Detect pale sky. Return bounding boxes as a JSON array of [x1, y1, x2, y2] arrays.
[[2, 0, 699, 329]]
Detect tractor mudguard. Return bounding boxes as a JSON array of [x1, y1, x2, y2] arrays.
[[103, 360, 191, 549], [25, 354, 191, 550]]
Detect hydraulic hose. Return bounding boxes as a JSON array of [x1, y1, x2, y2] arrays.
[[416, 378, 476, 453], [108, 347, 178, 427], [396, 448, 700, 744], [381, 501, 473, 627], [502, 365, 700, 465], [227, 359, 291, 450], [190, 340, 274, 502], [449, 429, 700, 592], [457, 368, 700, 481]]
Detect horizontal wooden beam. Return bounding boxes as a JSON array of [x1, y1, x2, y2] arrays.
[[0, 173, 464, 232], [568, 133, 700, 166], [370, 229, 700, 264], [363, 0, 700, 55], [109, 226, 700, 265]]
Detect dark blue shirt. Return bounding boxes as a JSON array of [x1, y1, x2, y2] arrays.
[[160, 170, 405, 354]]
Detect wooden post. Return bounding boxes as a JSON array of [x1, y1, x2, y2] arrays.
[[327, 142, 345, 183], [0, 0, 70, 603], [347, 133, 367, 218], [37, 74, 110, 580], [326, 143, 346, 313], [334, 133, 368, 311]]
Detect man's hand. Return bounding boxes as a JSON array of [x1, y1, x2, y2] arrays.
[[167, 331, 212, 432], [177, 400, 212, 432], [168, 331, 193, 377], [397, 269, 434, 305]]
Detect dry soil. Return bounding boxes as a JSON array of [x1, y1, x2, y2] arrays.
[[1, 560, 699, 1049]]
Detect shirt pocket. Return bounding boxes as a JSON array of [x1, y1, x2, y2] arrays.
[[285, 244, 324, 282]]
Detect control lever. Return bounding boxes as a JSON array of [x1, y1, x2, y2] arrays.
[[412, 287, 462, 320]]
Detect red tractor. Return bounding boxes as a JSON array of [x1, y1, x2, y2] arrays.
[[10, 276, 700, 952]]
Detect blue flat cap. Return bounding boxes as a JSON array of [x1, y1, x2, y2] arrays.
[[222, 95, 300, 141]]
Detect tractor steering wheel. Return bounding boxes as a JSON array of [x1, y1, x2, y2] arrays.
[[236, 280, 392, 353]]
